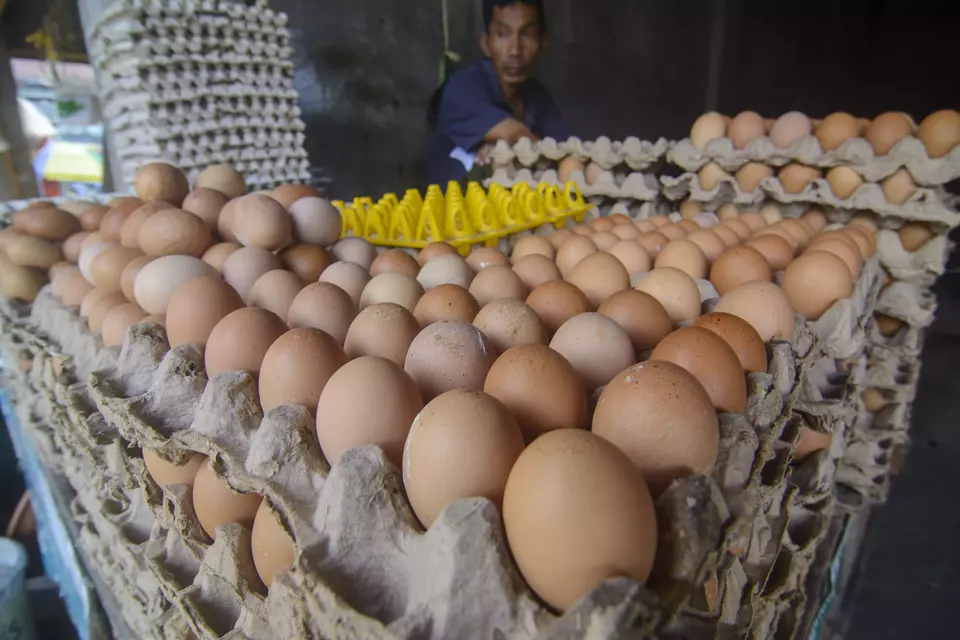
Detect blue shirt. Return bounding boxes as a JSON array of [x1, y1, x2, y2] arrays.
[[428, 59, 574, 184]]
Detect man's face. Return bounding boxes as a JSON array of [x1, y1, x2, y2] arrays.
[[481, 4, 544, 88]]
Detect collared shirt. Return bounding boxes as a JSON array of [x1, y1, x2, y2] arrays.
[[427, 58, 573, 184]]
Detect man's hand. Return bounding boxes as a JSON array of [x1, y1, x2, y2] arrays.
[[484, 117, 539, 145]]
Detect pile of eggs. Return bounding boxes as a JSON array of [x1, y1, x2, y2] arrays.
[[688, 109, 960, 202], [16, 159, 894, 611]]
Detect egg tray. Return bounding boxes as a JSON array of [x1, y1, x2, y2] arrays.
[[668, 136, 960, 186], [488, 136, 670, 172], [488, 167, 660, 202]]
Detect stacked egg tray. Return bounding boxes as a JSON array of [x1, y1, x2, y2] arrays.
[[86, 0, 313, 190], [0, 201, 892, 640]]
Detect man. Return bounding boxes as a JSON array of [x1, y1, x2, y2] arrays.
[[427, 0, 573, 184]]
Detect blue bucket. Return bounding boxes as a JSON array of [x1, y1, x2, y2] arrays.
[[0, 538, 36, 640]]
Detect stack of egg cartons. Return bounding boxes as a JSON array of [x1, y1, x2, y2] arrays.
[[86, 0, 313, 190]]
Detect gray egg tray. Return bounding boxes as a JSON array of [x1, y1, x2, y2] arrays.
[[488, 136, 670, 172]]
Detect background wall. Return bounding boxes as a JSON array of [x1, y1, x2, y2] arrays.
[[273, 0, 960, 199]]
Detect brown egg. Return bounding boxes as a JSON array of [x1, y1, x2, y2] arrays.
[[221, 246, 282, 302], [59, 268, 96, 306], [654, 239, 708, 280], [826, 166, 864, 199], [865, 112, 915, 156], [549, 313, 635, 391], [61, 232, 88, 264], [816, 112, 860, 151], [682, 230, 722, 263], [802, 208, 828, 232], [466, 246, 510, 271], [555, 235, 597, 276], [526, 280, 591, 335], [634, 219, 657, 233], [316, 356, 422, 466], [512, 235, 556, 262], [89, 246, 143, 293], [332, 237, 377, 270], [468, 265, 527, 306], [137, 208, 213, 258], [778, 164, 822, 194], [565, 252, 630, 308], [216, 197, 240, 242], [590, 231, 619, 252], [79, 204, 109, 231], [88, 292, 128, 331], [584, 163, 604, 186], [97, 201, 143, 242], [716, 203, 740, 222], [650, 326, 747, 412], [794, 426, 833, 460], [547, 228, 575, 249], [120, 255, 154, 303], [611, 224, 641, 241], [776, 219, 812, 248], [100, 303, 149, 347], [770, 111, 813, 149], [862, 388, 890, 413], [512, 254, 561, 290], [690, 111, 727, 148], [472, 298, 547, 354], [229, 194, 292, 251], [80, 287, 109, 318], [344, 303, 420, 365], [134, 162, 189, 206], [593, 360, 719, 494], [370, 249, 420, 277], [634, 267, 701, 324], [259, 327, 347, 413], [51, 265, 80, 297], [917, 109, 960, 158], [875, 313, 904, 337], [178, 243, 227, 280], [196, 164, 246, 198], [412, 283, 481, 327], [193, 459, 261, 539], [278, 244, 331, 284], [182, 187, 228, 230], [806, 239, 862, 280], [710, 225, 741, 248], [359, 272, 424, 312], [502, 429, 656, 612], [404, 321, 495, 400], [638, 231, 670, 257], [251, 501, 294, 588], [897, 221, 933, 252], [5, 235, 63, 269], [679, 198, 702, 220], [288, 197, 342, 246], [744, 234, 794, 271], [249, 270, 304, 319], [120, 201, 177, 248], [271, 183, 323, 209], [287, 282, 357, 344], [740, 211, 768, 232], [417, 241, 458, 265], [597, 289, 673, 353], [166, 276, 245, 348], [80, 231, 106, 251], [782, 252, 853, 320], [0, 266, 46, 302], [11, 206, 81, 240], [204, 307, 288, 378], [557, 156, 585, 182], [881, 169, 917, 204], [694, 312, 767, 374], [735, 162, 774, 192], [709, 245, 773, 295], [48, 261, 73, 280], [728, 111, 765, 149], [715, 281, 795, 342], [849, 212, 878, 233], [318, 261, 371, 306], [142, 449, 206, 487], [403, 389, 524, 528], [843, 225, 876, 259]]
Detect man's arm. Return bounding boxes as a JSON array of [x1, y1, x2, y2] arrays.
[[484, 117, 540, 145], [436, 70, 538, 152]]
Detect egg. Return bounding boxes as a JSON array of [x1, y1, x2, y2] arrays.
[[80, 288, 109, 318], [714, 204, 738, 222], [502, 429, 656, 611], [344, 303, 420, 365], [862, 387, 890, 413], [816, 112, 860, 151], [218, 246, 280, 301], [735, 163, 774, 192], [370, 249, 420, 278], [637, 231, 669, 258], [195, 164, 246, 198], [120, 255, 153, 303], [557, 156, 585, 182], [100, 303, 149, 347], [58, 268, 95, 306], [259, 327, 347, 413], [468, 265, 527, 306], [806, 238, 862, 280], [801, 208, 828, 232], [865, 112, 914, 156], [411, 284, 480, 327], [917, 109, 960, 158], [0, 266, 47, 302], [79, 204, 109, 231], [163, 276, 244, 349], [512, 236, 556, 262], [5, 235, 63, 269], [593, 360, 719, 494], [416, 253, 474, 290], [589, 231, 618, 252], [204, 307, 288, 378], [548, 228, 575, 249], [88, 291, 129, 331], [653, 239, 708, 280], [120, 202, 177, 248], [776, 219, 813, 248], [690, 111, 727, 148], [332, 237, 377, 270], [715, 281, 795, 342], [611, 224, 640, 241], [604, 240, 650, 274], [78, 241, 115, 282], [89, 246, 144, 293], [597, 289, 673, 353], [709, 245, 773, 295], [563, 251, 629, 308], [525, 280, 591, 335], [693, 312, 767, 374], [287, 282, 357, 343], [679, 198, 702, 220], [133, 255, 217, 314], [271, 184, 324, 209], [825, 166, 864, 199], [181, 188, 228, 230], [417, 241, 457, 265], [875, 313, 904, 337], [650, 326, 747, 412], [80, 231, 106, 251], [404, 321, 494, 400], [251, 501, 295, 588], [778, 164, 822, 193], [555, 235, 597, 276], [769, 111, 812, 149], [698, 162, 730, 190], [728, 111, 765, 149], [744, 234, 794, 271], [682, 230, 723, 263], [472, 298, 547, 353], [634, 267, 701, 324], [134, 162, 190, 206], [359, 272, 424, 312], [60, 232, 87, 264], [278, 244, 331, 284], [142, 449, 206, 487], [98, 200, 142, 242], [633, 219, 657, 233], [192, 459, 262, 539], [402, 389, 524, 528], [782, 251, 853, 320], [657, 223, 686, 242], [11, 206, 82, 241], [897, 221, 933, 252], [50, 265, 82, 298], [288, 197, 342, 246], [465, 246, 510, 271], [758, 203, 784, 225], [230, 194, 292, 251], [881, 169, 917, 204], [317, 261, 371, 306], [316, 356, 422, 466], [844, 226, 876, 259], [549, 313, 634, 391], [512, 254, 561, 290], [584, 163, 603, 185]]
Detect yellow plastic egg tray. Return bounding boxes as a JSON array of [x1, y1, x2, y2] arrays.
[[332, 181, 592, 255]]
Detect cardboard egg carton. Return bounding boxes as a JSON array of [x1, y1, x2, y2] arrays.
[[489, 136, 669, 171], [669, 136, 960, 186], [487, 166, 659, 201]]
